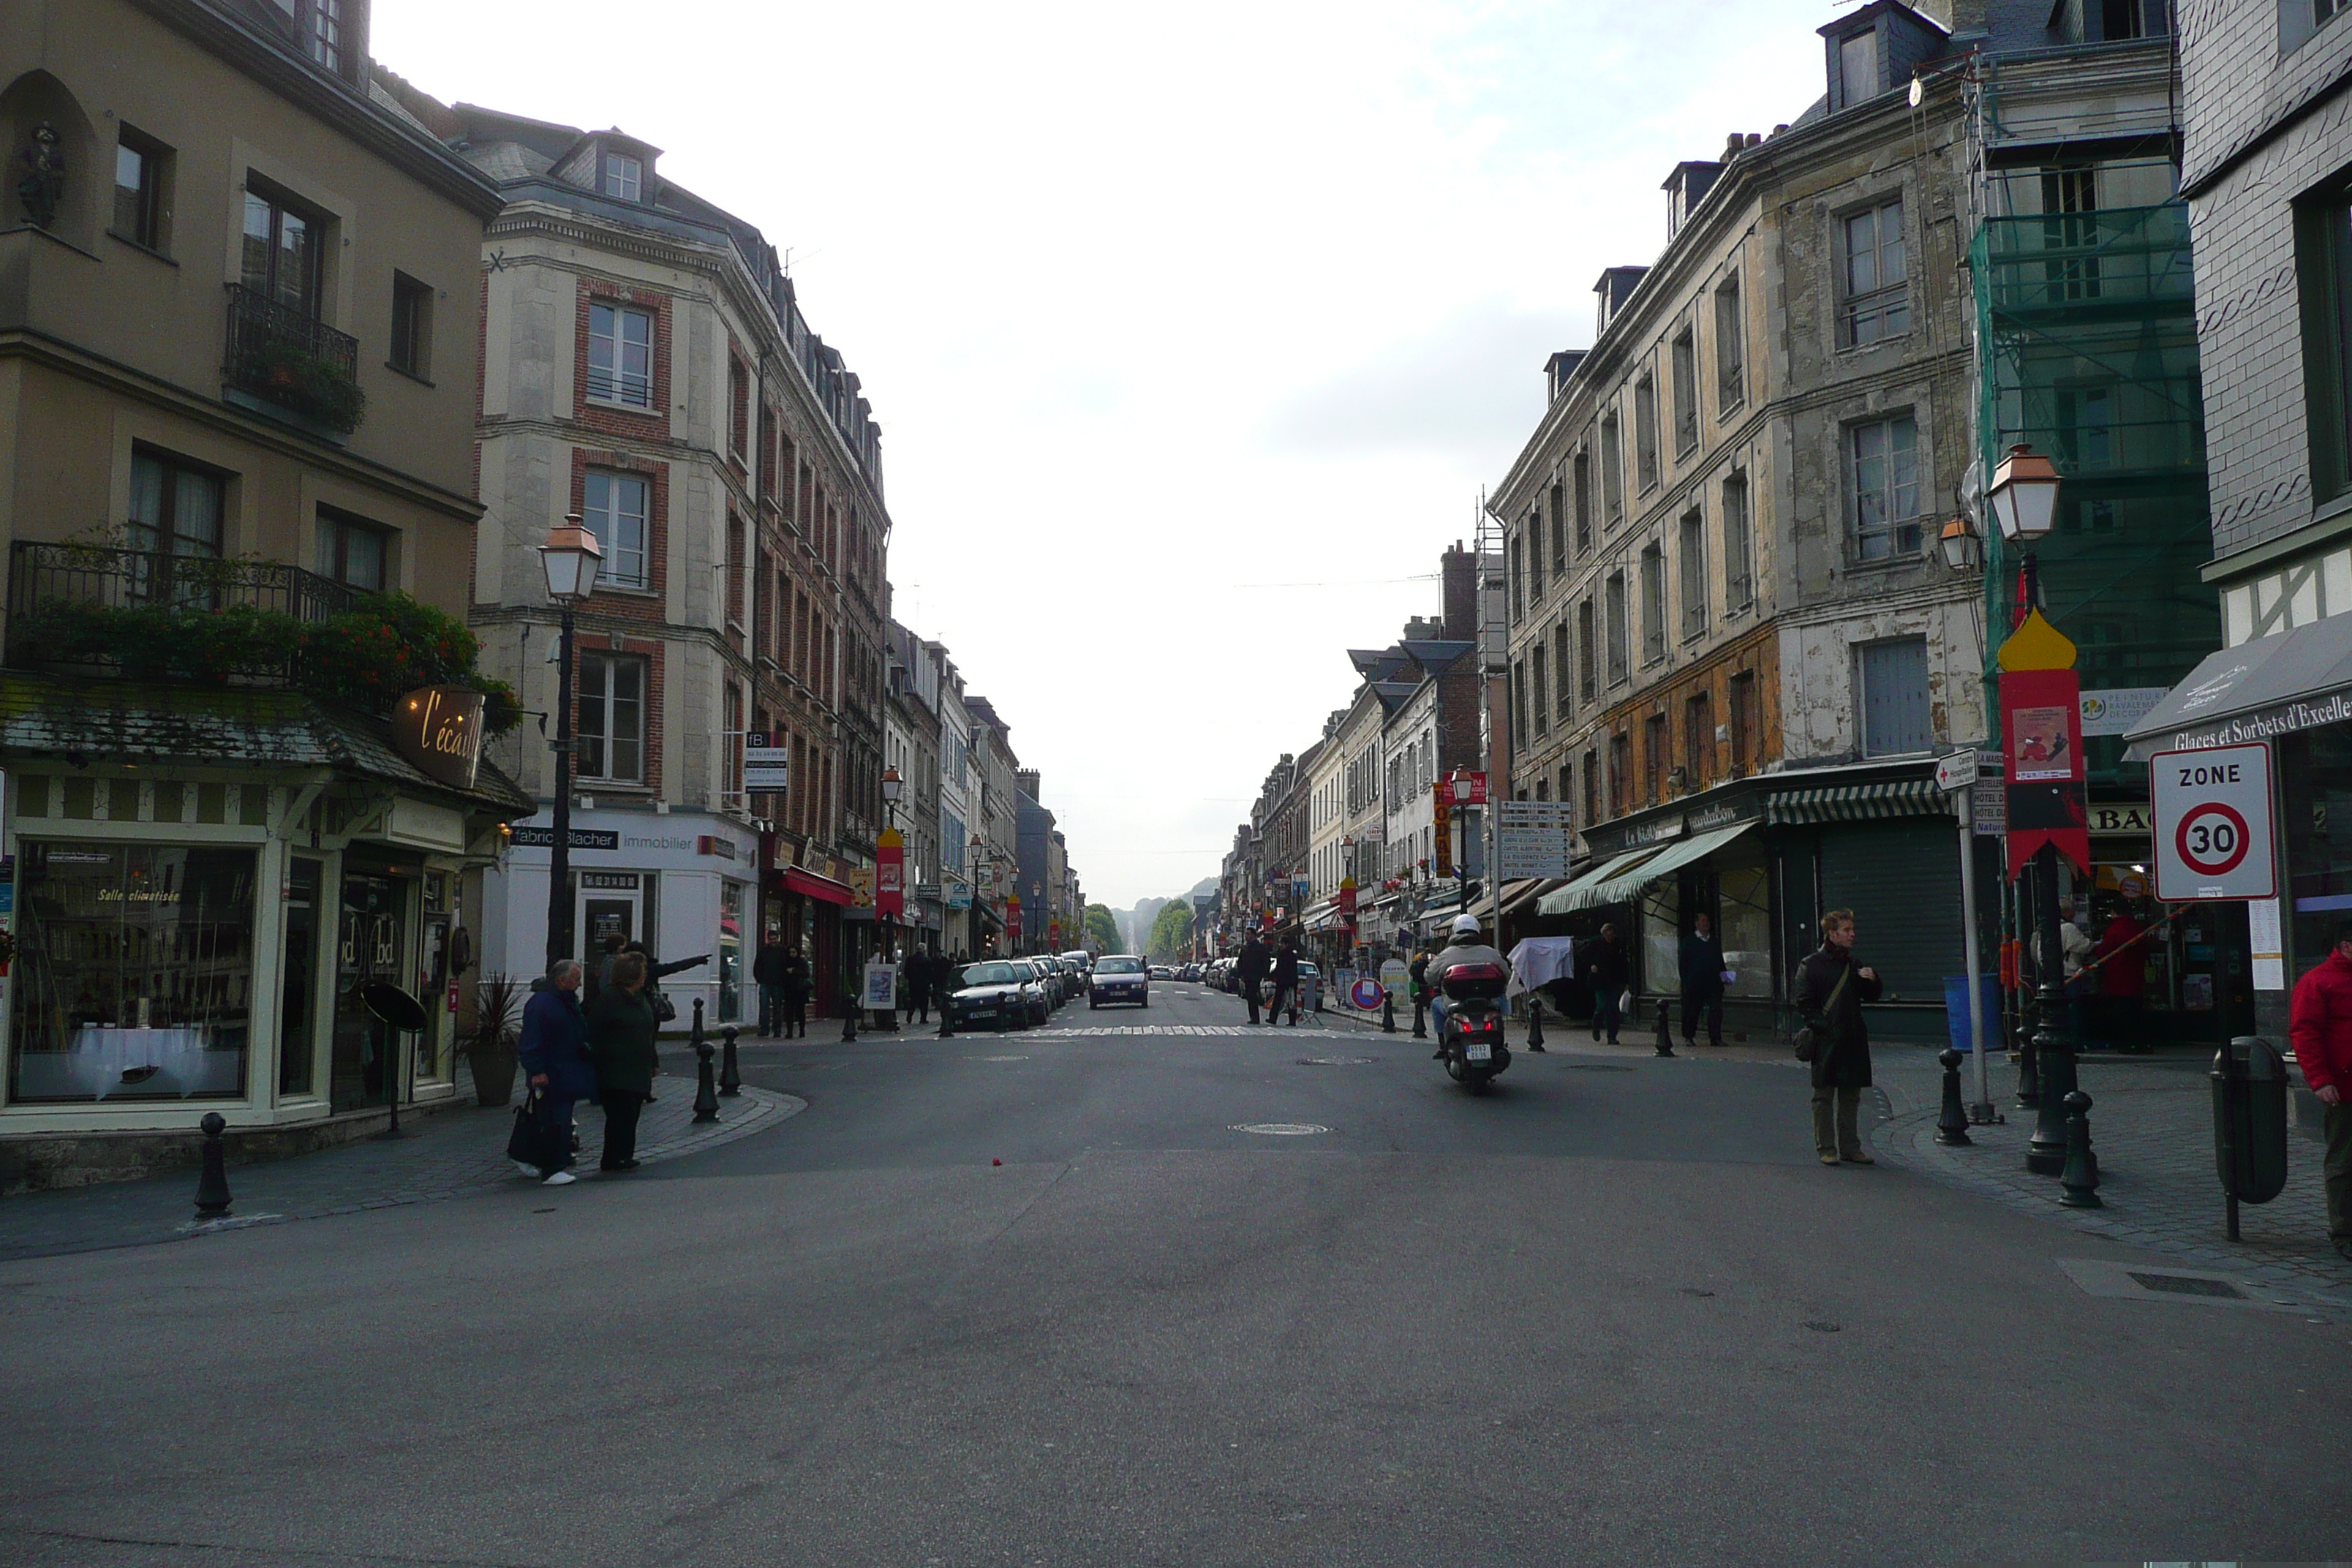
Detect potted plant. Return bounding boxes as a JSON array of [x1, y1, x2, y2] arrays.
[[466, 973, 524, 1108]]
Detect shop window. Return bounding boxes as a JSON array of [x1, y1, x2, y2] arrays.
[[1718, 854, 1774, 998], [1858, 637, 1932, 756], [584, 470, 650, 587], [7, 843, 260, 1103], [315, 508, 391, 592], [279, 856, 323, 1098], [717, 881, 743, 1022], [579, 652, 647, 783]]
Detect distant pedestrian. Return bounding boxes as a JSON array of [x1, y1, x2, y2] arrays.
[[1792, 908, 1884, 1167], [1269, 936, 1302, 1026], [516, 959, 596, 1186], [936, 952, 964, 1018], [585, 934, 624, 1006], [1237, 932, 1272, 1025], [584, 951, 658, 1172], [1679, 913, 1727, 1049], [1409, 949, 1431, 1036], [1580, 924, 1630, 1045], [780, 946, 813, 1038], [2288, 919, 2352, 1264], [753, 936, 789, 1037], [905, 949, 932, 1024], [2091, 894, 2151, 1053]]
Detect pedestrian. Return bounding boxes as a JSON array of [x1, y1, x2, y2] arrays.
[[753, 935, 789, 1038], [515, 958, 596, 1186], [1269, 935, 1302, 1026], [1791, 908, 1884, 1168], [905, 947, 932, 1024], [2091, 892, 2151, 1054], [1236, 931, 1272, 1025], [935, 951, 963, 1019], [584, 933, 624, 1006], [1409, 949, 1431, 1036], [1679, 912, 1727, 1049], [780, 944, 813, 1039], [1580, 923, 1630, 1045], [584, 951, 659, 1172], [2288, 918, 2352, 1264], [625, 940, 709, 1026]]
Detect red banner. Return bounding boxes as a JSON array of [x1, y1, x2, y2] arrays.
[[2000, 667, 2089, 878], [876, 828, 905, 919]]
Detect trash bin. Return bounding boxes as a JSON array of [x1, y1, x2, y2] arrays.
[[1943, 975, 2005, 1052], [2212, 1036, 2288, 1207]]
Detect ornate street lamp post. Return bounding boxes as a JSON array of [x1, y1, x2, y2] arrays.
[[538, 516, 603, 973]]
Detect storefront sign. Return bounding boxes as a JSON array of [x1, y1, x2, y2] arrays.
[[393, 687, 486, 791], [1625, 814, 1689, 846], [1432, 785, 1452, 877], [508, 826, 621, 850], [946, 881, 974, 911], [1971, 782, 2006, 836], [2153, 743, 2276, 902], [744, 732, 791, 792], [695, 835, 738, 860], [2078, 687, 2170, 738], [849, 865, 876, 908], [580, 871, 639, 890], [1447, 770, 1489, 806], [876, 828, 905, 919], [2088, 803, 2153, 834]]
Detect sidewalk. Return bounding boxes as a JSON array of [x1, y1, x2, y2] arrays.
[[0, 1082, 803, 1262]]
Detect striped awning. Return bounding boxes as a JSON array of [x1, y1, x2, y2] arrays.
[[1764, 778, 1948, 825]]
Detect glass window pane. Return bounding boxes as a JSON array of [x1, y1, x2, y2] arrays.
[[173, 470, 221, 555], [343, 523, 384, 591], [241, 192, 274, 295], [579, 655, 608, 777], [1847, 211, 1877, 295], [276, 208, 312, 314], [1880, 203, 1905, 283], [279, 857, 323, 1098], [128, 452, 164, 551], [589, 304, 616, 399], [619, 310, 651, 404], [1891, 418, 1919, 519], [611, 657, 643, 780]]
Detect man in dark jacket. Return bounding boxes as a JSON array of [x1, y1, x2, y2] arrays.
[[905, 949, 932, 1024], [780, 946, 813, 1039], [2288, 919, 2352, 1262], [1791, 908, 1885, 1166], [753, 938, 789, 1037], [1269, 936, 1303, 1026], [1678, 913, 1727, 1049], [516, 959, 595, 1186], [584, 951, 660, 1172], [1579, 924, 1630, 1045], [1236, 932, 1273, 1024]]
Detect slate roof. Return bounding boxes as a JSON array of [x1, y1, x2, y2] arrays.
[[0, 676, 533, 815]]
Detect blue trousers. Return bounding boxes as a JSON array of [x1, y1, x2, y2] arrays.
[[1591, 988, 1622, 1042]]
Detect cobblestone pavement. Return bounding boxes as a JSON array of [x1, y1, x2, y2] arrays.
[[0, 1082, 804, 1262], [1870, 1048, 2352, 1316]]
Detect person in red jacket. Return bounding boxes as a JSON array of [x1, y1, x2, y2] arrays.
[[2287, 920, 2352, 1264]]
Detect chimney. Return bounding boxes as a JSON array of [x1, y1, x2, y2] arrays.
[[1441, 549, 1477, 641]]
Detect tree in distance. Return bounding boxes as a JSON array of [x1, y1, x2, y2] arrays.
[[1145, 898, 1194, 962], [1083, 903, 1120, 953]]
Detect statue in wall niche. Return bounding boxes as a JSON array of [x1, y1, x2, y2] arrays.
[[18, 121, 63, 230]]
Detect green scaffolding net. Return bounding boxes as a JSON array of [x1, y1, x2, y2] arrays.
[[1972, 198, 2219, 784]]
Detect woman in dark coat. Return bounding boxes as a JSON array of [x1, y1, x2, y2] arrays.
[[1791, 908, 1885, 1166], [584, 951, 660, 1172]]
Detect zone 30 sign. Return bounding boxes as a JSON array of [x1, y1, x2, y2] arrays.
[[2152, 742, 2275, 902]]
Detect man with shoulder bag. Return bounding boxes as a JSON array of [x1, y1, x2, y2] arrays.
[[1791, 908, 1884, 1167]]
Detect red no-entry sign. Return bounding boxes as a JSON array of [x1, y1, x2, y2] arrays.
[[2153, 744, 2274, 902]]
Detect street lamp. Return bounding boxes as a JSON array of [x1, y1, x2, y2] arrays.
[[1990, 442, 2061, 603], [1939, 514, 1980, 571], [881, 765, 902, 810], [539, 516, 603, 973]]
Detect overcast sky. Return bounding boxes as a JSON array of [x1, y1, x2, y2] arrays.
[[376, 0, 1847, 908]]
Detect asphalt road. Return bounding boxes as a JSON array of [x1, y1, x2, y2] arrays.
[[4, 981, 2347, 1567]]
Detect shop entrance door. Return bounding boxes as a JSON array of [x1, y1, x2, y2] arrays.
[[576, 873, 641, 974], [331, 870, 409, 1113]]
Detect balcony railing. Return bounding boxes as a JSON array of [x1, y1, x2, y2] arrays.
[[7, 540, 361, 684], [222, 284, 366, 434]]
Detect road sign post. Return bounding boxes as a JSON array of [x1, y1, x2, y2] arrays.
[[1937, 750, 1997, 1123], [2153, 744, 2276, 902]]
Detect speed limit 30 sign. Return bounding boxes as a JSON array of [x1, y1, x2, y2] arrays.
[[2152, 743, 2275, 902]]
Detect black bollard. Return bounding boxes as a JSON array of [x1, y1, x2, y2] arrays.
[[1527, 998, 1546, 1051], [719, 1025, 741, 1096], [1382, 987, 1396, 1033], [692, 998, 720, 1124], [2058, 1089, 2101, 1207], [939, 1000, 955, 1038], [1411, 998, 1427, 1039], [841, 992, 859, 1042], [1934, 1047, 1973, 1145], [1654, 996, 1676, 1058], [193, 1111, 231, 1220]]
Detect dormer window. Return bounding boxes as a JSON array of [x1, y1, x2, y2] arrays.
[[1838, 29, 1880, 106], [602, 153, 641, 202]]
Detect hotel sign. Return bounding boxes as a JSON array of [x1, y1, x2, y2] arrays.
[[393, 687, 486, 791]]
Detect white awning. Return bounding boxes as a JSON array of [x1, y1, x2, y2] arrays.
[[1538, 823, 1758, 915]]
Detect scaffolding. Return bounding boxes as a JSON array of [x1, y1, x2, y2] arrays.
[[1968, 80, 2216, 785]]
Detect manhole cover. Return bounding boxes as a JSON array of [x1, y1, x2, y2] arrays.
[[2128, 1271, 2244, 1299], [1295, 1056, 1375, 1066], [1230, 1123, 1330, 1136]]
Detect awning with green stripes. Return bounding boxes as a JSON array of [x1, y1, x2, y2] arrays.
[[1764, 778, 1948, 826]]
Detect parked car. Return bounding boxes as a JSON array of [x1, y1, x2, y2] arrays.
[[1148, 965, 1173, 980], [1205, 957, 1234, 992], [949, 960, 1039, 1032], [1026, 958, 1063, 1012], [1090, 954, 1150, 1009]]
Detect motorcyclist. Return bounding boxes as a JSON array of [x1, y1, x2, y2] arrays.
[[1428, 913, 1507, 1059]]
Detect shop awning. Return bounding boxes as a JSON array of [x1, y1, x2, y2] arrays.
[[1536, 845, 1666, 916], [2122, 617, 2352, 761], [782, 867, 856, 905], [1499, 877, 1564, 919], [1764, 779, 1946, 824], [1539, 823, 1758, 915]]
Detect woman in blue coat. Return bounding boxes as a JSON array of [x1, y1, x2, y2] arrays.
[[516, 959, 598, 1185]]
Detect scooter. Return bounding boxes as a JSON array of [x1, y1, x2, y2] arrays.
[[1436, 960, 1512, 1093]]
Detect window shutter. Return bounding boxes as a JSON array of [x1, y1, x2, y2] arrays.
[[1860, 638, 1931, 755]]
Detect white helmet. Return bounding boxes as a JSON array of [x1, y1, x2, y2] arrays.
[[1450, 913, 1482, 939]]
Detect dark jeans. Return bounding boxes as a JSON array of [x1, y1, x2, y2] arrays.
[[600, 1089, 647, 1169], [1269, 981, 1297, 1025], [1681, 989, 1723, 1046], [1812, 1084, 1863, 1158], [538, 1096, 577, 1175], [2326, 1098, 2352, 1245], [759, 984, 786, 1034], [783, 992, 808, 1036], [1591, 986, 1622, 1042], [1242, 977, 1264, 1023]]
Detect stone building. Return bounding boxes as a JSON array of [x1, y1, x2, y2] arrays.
[[0, 0, 527, 1166]]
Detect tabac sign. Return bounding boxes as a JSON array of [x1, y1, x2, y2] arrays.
[[393, 687, 486, 791]]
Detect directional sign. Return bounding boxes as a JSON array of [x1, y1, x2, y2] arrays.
[[1934, 749, 1979, 793], [2153, 743, 2275, 902]]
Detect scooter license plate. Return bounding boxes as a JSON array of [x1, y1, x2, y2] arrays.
[[1466, 1040, 1492, 1062]]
